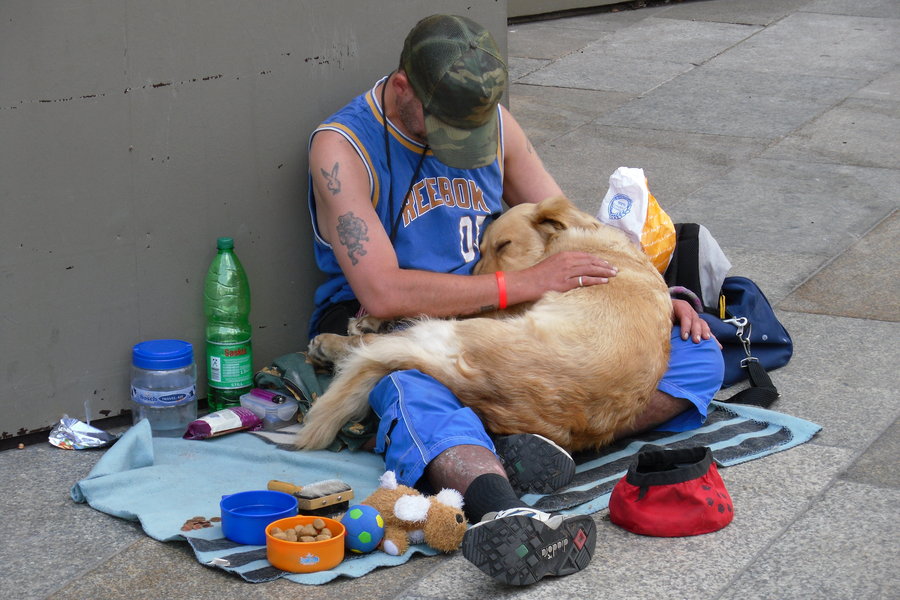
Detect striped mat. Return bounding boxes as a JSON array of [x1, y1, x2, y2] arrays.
[[182, 400, 820, 584]]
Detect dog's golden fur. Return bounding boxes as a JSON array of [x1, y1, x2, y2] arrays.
[[295, 196, 673, 453]]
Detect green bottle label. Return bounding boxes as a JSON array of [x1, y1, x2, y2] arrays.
[[206, 339, 253, 389]]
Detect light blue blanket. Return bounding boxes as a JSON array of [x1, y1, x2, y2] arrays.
[[71, 402, 821, 584]]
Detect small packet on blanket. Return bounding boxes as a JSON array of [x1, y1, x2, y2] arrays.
[[183, 407, 263, 440]]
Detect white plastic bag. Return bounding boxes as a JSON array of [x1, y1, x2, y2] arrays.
[[598, 167, 649, 247], [697, 224, 732, 309], [597, 167, 676, 273]]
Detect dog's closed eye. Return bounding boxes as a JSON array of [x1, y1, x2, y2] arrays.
[[494, 240, 511, 254]]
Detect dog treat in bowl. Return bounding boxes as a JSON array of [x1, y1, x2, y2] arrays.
[[270, 518, 334, 542]]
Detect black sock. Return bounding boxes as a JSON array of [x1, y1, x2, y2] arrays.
[[463, 473, 528, 523]]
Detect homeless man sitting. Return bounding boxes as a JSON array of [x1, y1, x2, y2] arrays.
[[305, 14, 724, 585]]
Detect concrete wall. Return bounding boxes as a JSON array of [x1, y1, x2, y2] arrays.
[[0, 0, 508, 439]]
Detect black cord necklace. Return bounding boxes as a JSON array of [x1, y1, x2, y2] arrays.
[[381, 73, 429, 242]]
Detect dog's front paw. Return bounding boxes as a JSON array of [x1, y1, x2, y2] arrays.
[[307, 333, 351, 368]]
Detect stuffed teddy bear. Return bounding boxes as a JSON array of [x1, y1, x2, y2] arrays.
[[362, 471, 468, 556]]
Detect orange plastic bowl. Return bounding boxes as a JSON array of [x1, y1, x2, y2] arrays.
[[265, 515, 345, 573]]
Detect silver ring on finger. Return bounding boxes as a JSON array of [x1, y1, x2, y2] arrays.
[[578, 276, 584, 287]]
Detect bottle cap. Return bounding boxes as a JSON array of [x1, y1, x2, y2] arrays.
[[217, 237, 234, 250], [132, 339, 194, 370]]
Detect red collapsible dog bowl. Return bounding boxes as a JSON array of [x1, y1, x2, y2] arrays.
[[609, 445, 734, 537]]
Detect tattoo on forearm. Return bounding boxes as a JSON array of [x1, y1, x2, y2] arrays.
[[454, 305, 497, 319], [336, 212, 368, 265], [321, 162, 342, 195]]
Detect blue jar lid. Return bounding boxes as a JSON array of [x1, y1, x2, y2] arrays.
[[132, 339, 194, 370]]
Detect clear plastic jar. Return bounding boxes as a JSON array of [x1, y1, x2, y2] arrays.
[[131, 339, 198, 437]]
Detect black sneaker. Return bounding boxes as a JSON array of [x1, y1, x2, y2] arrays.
[[461, 507, 597, 586], [494, 434, 576, 495]]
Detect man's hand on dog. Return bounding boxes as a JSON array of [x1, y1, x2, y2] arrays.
[[526, 251, 618, 293], [672, 299, 719, 346]]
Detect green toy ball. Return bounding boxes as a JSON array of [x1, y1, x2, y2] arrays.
[[340, 504, 385, 553]]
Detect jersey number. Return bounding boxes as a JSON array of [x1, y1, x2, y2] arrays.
[[459, 215, 487, 263]]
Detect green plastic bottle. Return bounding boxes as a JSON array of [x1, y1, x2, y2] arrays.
[[204, 237, 253, 411]]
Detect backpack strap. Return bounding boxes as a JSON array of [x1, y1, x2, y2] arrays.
[[664, 223, 704, 306], [717, 355, 780, 408]]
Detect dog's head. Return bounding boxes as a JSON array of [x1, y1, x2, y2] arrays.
[[474, 196, 601, 274]]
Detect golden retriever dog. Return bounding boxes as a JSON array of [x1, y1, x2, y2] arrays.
[[295, 196, 673, 453]]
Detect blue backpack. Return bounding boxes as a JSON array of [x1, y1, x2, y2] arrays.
[[665, 224, 793, 408]]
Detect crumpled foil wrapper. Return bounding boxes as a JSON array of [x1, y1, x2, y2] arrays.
[[48, 416, 120, 450]]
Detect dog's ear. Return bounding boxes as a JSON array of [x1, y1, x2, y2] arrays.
[[532, 196, 577, 240], [533, 195, 601, 236]]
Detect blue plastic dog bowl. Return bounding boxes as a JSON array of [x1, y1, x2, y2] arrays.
[[220, 490, 298, 545]]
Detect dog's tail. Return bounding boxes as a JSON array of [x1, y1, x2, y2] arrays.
[[295, 320, 469, 450], [293, 360, 380, 450], [294, 336, 417, 450]]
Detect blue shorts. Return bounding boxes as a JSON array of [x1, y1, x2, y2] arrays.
[[654, 326, 725, 432], [368, 326, 723, 488], [369, 369, 497, 487]]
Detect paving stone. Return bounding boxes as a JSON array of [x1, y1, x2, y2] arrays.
[[780, 211, 900, 322], [763, 97, 900, 170], [595, 66, 863, 138], [509, 56, 552, 82], [0, 442, 144, 600], [802, 0, 900, 19], [765, 312, 900, 451], [520, 17, 759, 93], [669, 159, 900, 257], [508, 21, 612, 60], [718, 480, 900, 600], [576, 17, 760, 65], [852, 70, 900, 102], [520, 52, 695, 95], [52, 535, 448, 600], [720, 247, 825, 305], [840, 416, 900, 489], [708, 12, 900, 80], [533, 122, 769, 214], [509, 83, 634, 147], [656, 0, 814, 26]]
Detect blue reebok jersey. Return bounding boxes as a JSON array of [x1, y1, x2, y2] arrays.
[[307, 77, 505, 336]]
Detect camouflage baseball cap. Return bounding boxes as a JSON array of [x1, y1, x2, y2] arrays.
[[400, 14, 508, 169]]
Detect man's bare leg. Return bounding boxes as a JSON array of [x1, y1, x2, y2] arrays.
[[424, 444, 530, 525], [615, 390, 692, 440], [425, 444, 507, 495], [408, 390, 691, 495]]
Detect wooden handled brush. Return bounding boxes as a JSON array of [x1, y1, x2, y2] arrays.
[[267, 479, 354, 513]]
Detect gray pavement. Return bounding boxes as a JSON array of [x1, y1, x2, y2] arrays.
[[2, 1, 898, 598]]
